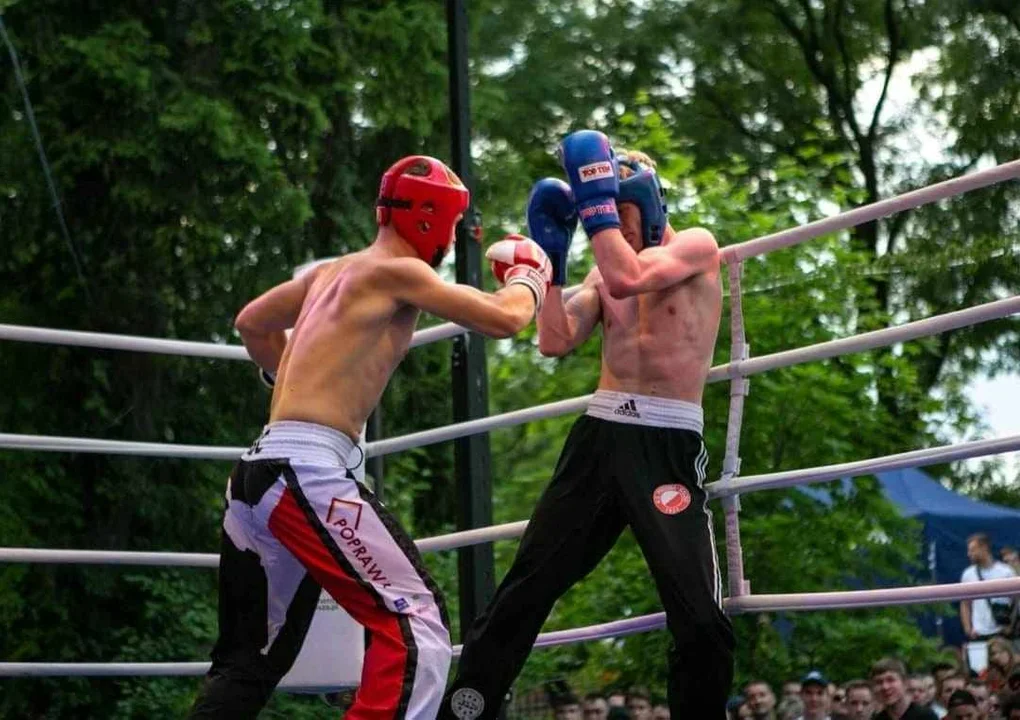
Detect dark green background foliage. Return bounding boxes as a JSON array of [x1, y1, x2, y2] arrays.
[[0, 0, 1017, 716]]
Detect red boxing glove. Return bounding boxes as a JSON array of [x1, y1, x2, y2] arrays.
[[486, 234, 553, 312]]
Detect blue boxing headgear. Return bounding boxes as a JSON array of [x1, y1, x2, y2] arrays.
[[616, 156, 667, 249]]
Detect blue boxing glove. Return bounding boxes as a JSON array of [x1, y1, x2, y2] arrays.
[[526, 178, 577, 286], [559, 130, 620, 238]]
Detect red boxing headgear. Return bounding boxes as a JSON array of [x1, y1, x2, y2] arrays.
[[376, 156, 470, 267]]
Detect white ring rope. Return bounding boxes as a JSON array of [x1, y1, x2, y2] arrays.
[[0, 662, 209, 678], [2, 162, 1018, 680], [0, 280, 582, 359], [723, 158, 1020, 263], [708, 433, 1020, 499], [0, 433, 244, 460], [0, 160, 1015, 361], [365, 395, 590, 458], [0, 520, 532, 567], [0, 319, 469, 360], [709, 295, 1020, 381], [2, 434, 1015, 568], [4, 577, 1019, 677], [2, 294, 1015, 460]]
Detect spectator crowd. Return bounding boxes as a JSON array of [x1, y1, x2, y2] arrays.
[[523, 533, 1020, 720], [729, 655, 1020, 720], [533, 653, 1020, 720]]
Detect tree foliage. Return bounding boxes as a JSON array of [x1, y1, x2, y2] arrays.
[[0, 0, 1016, 715]]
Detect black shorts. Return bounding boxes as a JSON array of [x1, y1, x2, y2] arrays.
[[441, 392, 734, 720]]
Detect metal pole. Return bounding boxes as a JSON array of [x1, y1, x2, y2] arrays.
[[721, 262, 751, 599], [446, 0, 496, 636]]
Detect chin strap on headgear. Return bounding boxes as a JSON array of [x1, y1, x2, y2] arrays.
[[376, 155, 470, 267], [616, 156, 668, 249]]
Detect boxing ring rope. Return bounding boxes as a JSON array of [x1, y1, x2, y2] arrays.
[[5, 576, 1020, 677], [711, 156, 1020, 601], [2, 295, 1016, 459], [0, 520, 534, 568], [2, 432, 1017, 571], [0, 286, 580, 358], [721, 158, 1020, 263], [1, 159, 1019, 679], [710, 434, 1020, 498], [2, 159, 1017, 359], [0, 315, 466, 359], [1, 156, 1018, 361]]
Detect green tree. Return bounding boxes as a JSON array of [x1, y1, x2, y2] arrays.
[[0, 1, 1011, 715], [0, 0, 459, 715]]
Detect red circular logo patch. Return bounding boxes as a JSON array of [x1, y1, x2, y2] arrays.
[[653, 484, 691, 515]]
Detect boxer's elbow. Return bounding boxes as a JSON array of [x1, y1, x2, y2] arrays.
[[537, 325, 571, 356], [234, 305, 265, 340], [604, 273, 639, 299], [538, 336, 568, 357]]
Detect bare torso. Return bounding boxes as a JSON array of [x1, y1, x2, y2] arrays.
[[595, 267, 722, 403], [268, 250, 420, 440]]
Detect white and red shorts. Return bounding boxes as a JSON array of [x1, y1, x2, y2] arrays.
[[189, 421, 450, 720]]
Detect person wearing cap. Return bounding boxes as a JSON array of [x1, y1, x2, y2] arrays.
[[796, 671, 835, 720], [872, 657, 940, 720], [947, 689, 985, 720]]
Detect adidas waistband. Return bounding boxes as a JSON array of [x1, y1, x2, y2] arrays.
[[585, 390, 704, 433]]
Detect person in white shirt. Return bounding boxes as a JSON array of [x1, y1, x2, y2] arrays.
[[961, 533, 1017, 640]]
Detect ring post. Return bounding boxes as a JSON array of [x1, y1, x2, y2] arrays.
[[720, 261, 751, 599]]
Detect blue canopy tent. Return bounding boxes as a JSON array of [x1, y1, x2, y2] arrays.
[[875, 468, 1020, 645], [800, 468, 1020, 645]]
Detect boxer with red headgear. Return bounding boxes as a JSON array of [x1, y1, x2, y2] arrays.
[[376, 155, 470, 267], [189, 155, 550, 720]]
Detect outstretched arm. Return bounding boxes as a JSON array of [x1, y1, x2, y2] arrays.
[[537, 269, 602, 357], [591, 226, 719, 298], [234, 266, 321, 372], [960, 599, 974, 638], [384, 258, 537, 339]]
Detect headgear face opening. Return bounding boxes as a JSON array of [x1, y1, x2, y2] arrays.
[[376, 156, 470, 267], [617, 157, 667, 249]]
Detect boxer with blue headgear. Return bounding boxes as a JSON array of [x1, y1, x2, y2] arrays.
[[616, 152, 668, 249], [439, 134, 733, 720]]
